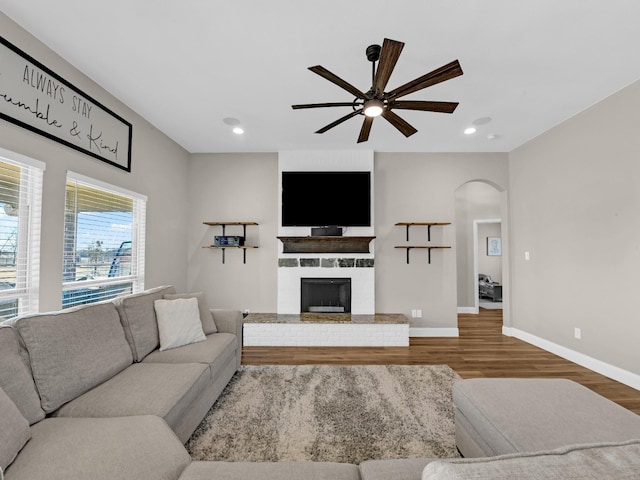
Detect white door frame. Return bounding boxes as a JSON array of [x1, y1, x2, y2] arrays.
[[472, 218, 501, 313]]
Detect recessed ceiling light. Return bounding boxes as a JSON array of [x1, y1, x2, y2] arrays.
[[487, 133, 501, 140], [473, 117, 492, 126], [223, 117, 241, 126], [464, 127, 476, 135], [232, 127, 244, 135]]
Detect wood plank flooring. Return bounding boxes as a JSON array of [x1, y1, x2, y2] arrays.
[[242, 308, 640, 414]]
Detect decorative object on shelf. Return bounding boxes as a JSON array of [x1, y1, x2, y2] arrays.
[[395, 222, 451, 264], [278, 236, 375, 254], [487, 237, 502, 256], [214, 236, 244, 247], [203, 222, 258, 264]]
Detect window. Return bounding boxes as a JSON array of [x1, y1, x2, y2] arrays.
[[62, 172, 146, 308], [0, 148, 44, 320]]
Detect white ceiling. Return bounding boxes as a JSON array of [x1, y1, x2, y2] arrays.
[[2, 1, 640, 154]]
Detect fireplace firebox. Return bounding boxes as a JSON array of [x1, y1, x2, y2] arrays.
[[300, 278, 351, 313]]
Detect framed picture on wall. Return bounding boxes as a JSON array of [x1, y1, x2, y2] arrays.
[[487, 237, 502, 256]]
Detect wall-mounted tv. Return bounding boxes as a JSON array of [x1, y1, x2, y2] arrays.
[[282, 171, 371, 227]]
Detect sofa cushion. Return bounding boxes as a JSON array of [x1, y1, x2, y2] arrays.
[[164, 292, 218, 334], [53, 362, 209, 435], [453, 378, 640, 456], [143, 333, 237, 380], [3, 416, 190, 480], [180, 461, 361, 480], [154, 298, 207, 351], [113, 285, 176, 361], [0, 387, 31, 473], [421, 440, 640, 480], [359, 458, 438, 480], [13, 302, 133, 414], [0, 325, 45, 424]]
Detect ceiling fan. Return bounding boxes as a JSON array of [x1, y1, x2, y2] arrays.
[[292, 38, 463, 143]]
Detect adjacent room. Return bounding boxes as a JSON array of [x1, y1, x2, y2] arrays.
[[1, 2, 640, 479]]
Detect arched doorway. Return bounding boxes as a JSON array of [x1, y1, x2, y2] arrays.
[[454, 180, 509, 324]]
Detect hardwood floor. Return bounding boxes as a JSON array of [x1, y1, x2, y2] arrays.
[[242, 308, 640, 414]]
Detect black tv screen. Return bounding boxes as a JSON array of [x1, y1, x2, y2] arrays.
[[282, 171, 371, 227]]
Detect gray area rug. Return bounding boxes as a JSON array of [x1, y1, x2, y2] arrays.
[[186, 364, 461, 463]]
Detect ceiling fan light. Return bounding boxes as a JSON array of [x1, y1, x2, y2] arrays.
[[363, 99, 384, 117]]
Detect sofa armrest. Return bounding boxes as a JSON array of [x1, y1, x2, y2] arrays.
[[210, 309, 243, 368]]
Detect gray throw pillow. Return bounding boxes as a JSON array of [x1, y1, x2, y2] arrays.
[[0, 386, 31, 472], [163, 292, 218, 334], [0, 325, 45, 424]]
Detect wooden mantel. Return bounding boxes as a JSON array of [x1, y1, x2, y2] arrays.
[[278, 236, 375, 254]]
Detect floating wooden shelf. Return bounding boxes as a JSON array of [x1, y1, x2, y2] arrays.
[[395, 222, 451, 242], [395, 222, 451, 264], [395, 246, 451, 264], [278, 236, 375, 254], [203, 222, 259, 263]]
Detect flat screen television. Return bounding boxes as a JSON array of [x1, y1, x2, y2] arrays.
[[281, 171, 371, 227]]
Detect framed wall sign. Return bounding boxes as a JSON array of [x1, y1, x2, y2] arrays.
[[0, 36, 132, 172], [487, 237, 502, 256]]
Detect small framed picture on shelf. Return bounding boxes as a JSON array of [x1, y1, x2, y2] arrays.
[[487, 237, 502, 256]]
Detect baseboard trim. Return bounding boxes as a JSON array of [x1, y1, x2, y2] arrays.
[[457, 307, 478, 314], [503, 326, 640, 391], [410, 327, 459, 337]]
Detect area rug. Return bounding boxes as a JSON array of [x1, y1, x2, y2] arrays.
[[186, 364, 461, 463]]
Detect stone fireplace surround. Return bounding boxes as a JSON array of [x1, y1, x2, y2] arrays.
[[277, 256, 374, 314]]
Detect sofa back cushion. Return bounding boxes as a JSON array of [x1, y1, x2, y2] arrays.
[[0, 386, 31, 472], [113, 286, 176, 361], [422, 440, 640, 479], [14, 302, 133, 414], [0, 325, 45, 424]]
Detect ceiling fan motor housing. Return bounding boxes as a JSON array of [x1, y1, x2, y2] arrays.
[[366, 44, 381, 62]]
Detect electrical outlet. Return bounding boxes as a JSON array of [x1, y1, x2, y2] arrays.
[[574, 328, 581, 340], [411, 309, 422, 318], [524, 251, 530, 261]]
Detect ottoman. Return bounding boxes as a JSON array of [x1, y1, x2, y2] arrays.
[[453, 378, 640, 458]]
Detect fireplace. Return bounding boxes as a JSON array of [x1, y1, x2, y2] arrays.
[[301, 278, 351, 313]]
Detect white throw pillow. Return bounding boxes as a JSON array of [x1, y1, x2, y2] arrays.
[[154, 298, 206, 351], [163, 292, 217, 334]]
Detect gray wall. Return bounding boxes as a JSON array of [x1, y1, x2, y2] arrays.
[[187, 153, 279, 313], [186, 152, 508, 330], [0, 13, 191, 311], [509, 79, 640, 376], [374, 153, 508, 328]]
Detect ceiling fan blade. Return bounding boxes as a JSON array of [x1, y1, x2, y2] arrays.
[[385, 60, 463, 100], [292, 102, 358, 110], [389, 100, 459, 113], [309, 65, 367, 99], [315, 109, 363, 134], [357, 116, 374, 143], [381, 110, 418, 137], [373, 38, 404, 95]]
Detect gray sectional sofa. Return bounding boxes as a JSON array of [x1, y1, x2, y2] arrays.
[[2, 286, 640, 479]]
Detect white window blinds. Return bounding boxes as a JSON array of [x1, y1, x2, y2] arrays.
[[0, 149, 44, 320], [62, 172, 145, 308]]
